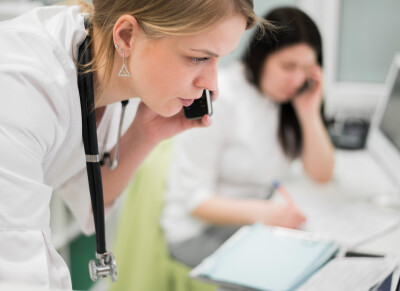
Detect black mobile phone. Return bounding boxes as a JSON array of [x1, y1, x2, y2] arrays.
[[183, 89, 213, 120], [297, 79, 313, 95]]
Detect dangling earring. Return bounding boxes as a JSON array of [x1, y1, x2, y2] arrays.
[[115, 44, 131, 77]]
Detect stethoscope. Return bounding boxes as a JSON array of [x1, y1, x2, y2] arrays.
[[77, 19, 126, 282]]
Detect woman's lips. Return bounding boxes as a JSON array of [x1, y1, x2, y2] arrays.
[[179, 98, 195, 107]]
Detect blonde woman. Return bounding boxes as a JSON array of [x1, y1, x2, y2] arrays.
[[0, 0, 268, 288]]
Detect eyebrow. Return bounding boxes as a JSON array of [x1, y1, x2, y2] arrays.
[[190, 48, 219, 58]]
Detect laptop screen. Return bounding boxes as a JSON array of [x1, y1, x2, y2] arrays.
[[379, 68, 400, 152]]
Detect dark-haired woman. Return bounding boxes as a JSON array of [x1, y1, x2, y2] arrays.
[[161, 7, 334, 268]]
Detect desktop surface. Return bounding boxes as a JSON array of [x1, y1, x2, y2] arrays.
[[368, 53, 400, 198], [281, 151, 400, 257]]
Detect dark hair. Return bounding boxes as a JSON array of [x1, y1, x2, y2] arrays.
[[243, 7, 324, 159]]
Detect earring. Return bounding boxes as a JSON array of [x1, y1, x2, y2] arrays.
[[115, 44, 131, 77]]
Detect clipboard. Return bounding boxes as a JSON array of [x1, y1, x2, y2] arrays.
[[190, 223, 339, 291]]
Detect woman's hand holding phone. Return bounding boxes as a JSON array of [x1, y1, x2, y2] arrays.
[[292, 65, 323, 117], [129, 100, 213, 146]]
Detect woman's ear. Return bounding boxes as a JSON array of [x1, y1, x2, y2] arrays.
[[113, 15, 140, 57]]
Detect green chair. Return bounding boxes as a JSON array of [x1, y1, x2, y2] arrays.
[[110, 140, 216, 291]]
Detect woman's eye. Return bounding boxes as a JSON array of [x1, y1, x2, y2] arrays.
[[282, 63, 296, 71], [191, 57, 210, 64]]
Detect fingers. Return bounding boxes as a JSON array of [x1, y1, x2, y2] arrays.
[[184, 114, 213, 130], [292, 208, 307, 226], [201, 114, 213, 126], [308, 64, 322, 76], [296, 67, 321, 101], [168, 109, 213, 132], [307, 66, 323, 88], [291, 205, 306, 218], [285, 206, 306, 228]]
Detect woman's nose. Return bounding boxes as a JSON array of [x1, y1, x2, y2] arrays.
[[194, 59, 218, 92]]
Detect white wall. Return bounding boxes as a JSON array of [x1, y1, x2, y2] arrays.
[[300, 0, 400, 118], [220, 0, 298, 67]]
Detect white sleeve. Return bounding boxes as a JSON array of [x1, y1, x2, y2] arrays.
[[165, 96, 234, 213], [0, 64, 72, 287], [0, 66, 67, 227]]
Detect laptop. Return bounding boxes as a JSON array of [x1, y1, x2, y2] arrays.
[[367, 52, 400, 206]]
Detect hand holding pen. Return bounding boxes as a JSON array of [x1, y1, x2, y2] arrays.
[[273, 180, 297, 208], [271, 180, 306, 228]]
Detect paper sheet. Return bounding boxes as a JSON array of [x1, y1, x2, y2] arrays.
[[298, 257, 399, 291], [301, 199, 400, 247], [272, 188, 400, 247]]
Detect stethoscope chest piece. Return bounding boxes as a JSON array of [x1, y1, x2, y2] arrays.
[[89, 251, 117, 282]]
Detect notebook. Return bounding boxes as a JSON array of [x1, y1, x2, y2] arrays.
[[190, 223, 339, 291]]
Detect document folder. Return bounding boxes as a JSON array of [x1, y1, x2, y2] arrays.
[[190, 223, 339, 291]]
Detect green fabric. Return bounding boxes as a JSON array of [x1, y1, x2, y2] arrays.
[[110, 140, 216, 291], [70, 234, 96, 290]]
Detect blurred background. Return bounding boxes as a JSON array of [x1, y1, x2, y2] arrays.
[[1, 0, 399, 290]]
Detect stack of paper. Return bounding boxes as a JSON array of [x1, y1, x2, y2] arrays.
[[190, 223, 339, 291]]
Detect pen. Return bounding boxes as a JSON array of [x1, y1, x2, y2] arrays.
[[344, 251, 383, 258], [273, 180, 296, 208]]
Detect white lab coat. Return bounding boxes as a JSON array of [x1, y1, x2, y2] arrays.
[[0, 5, 135, 289]]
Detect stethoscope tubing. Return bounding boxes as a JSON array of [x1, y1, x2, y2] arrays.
[[78, 21, 107, 255]]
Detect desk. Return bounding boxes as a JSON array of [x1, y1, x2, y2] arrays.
[[281, 149, 400, 257], [217, 150, 400, 291], [358, 226, 400, 257]]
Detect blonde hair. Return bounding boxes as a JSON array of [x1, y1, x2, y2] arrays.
[[70, 0, 272, 85]]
